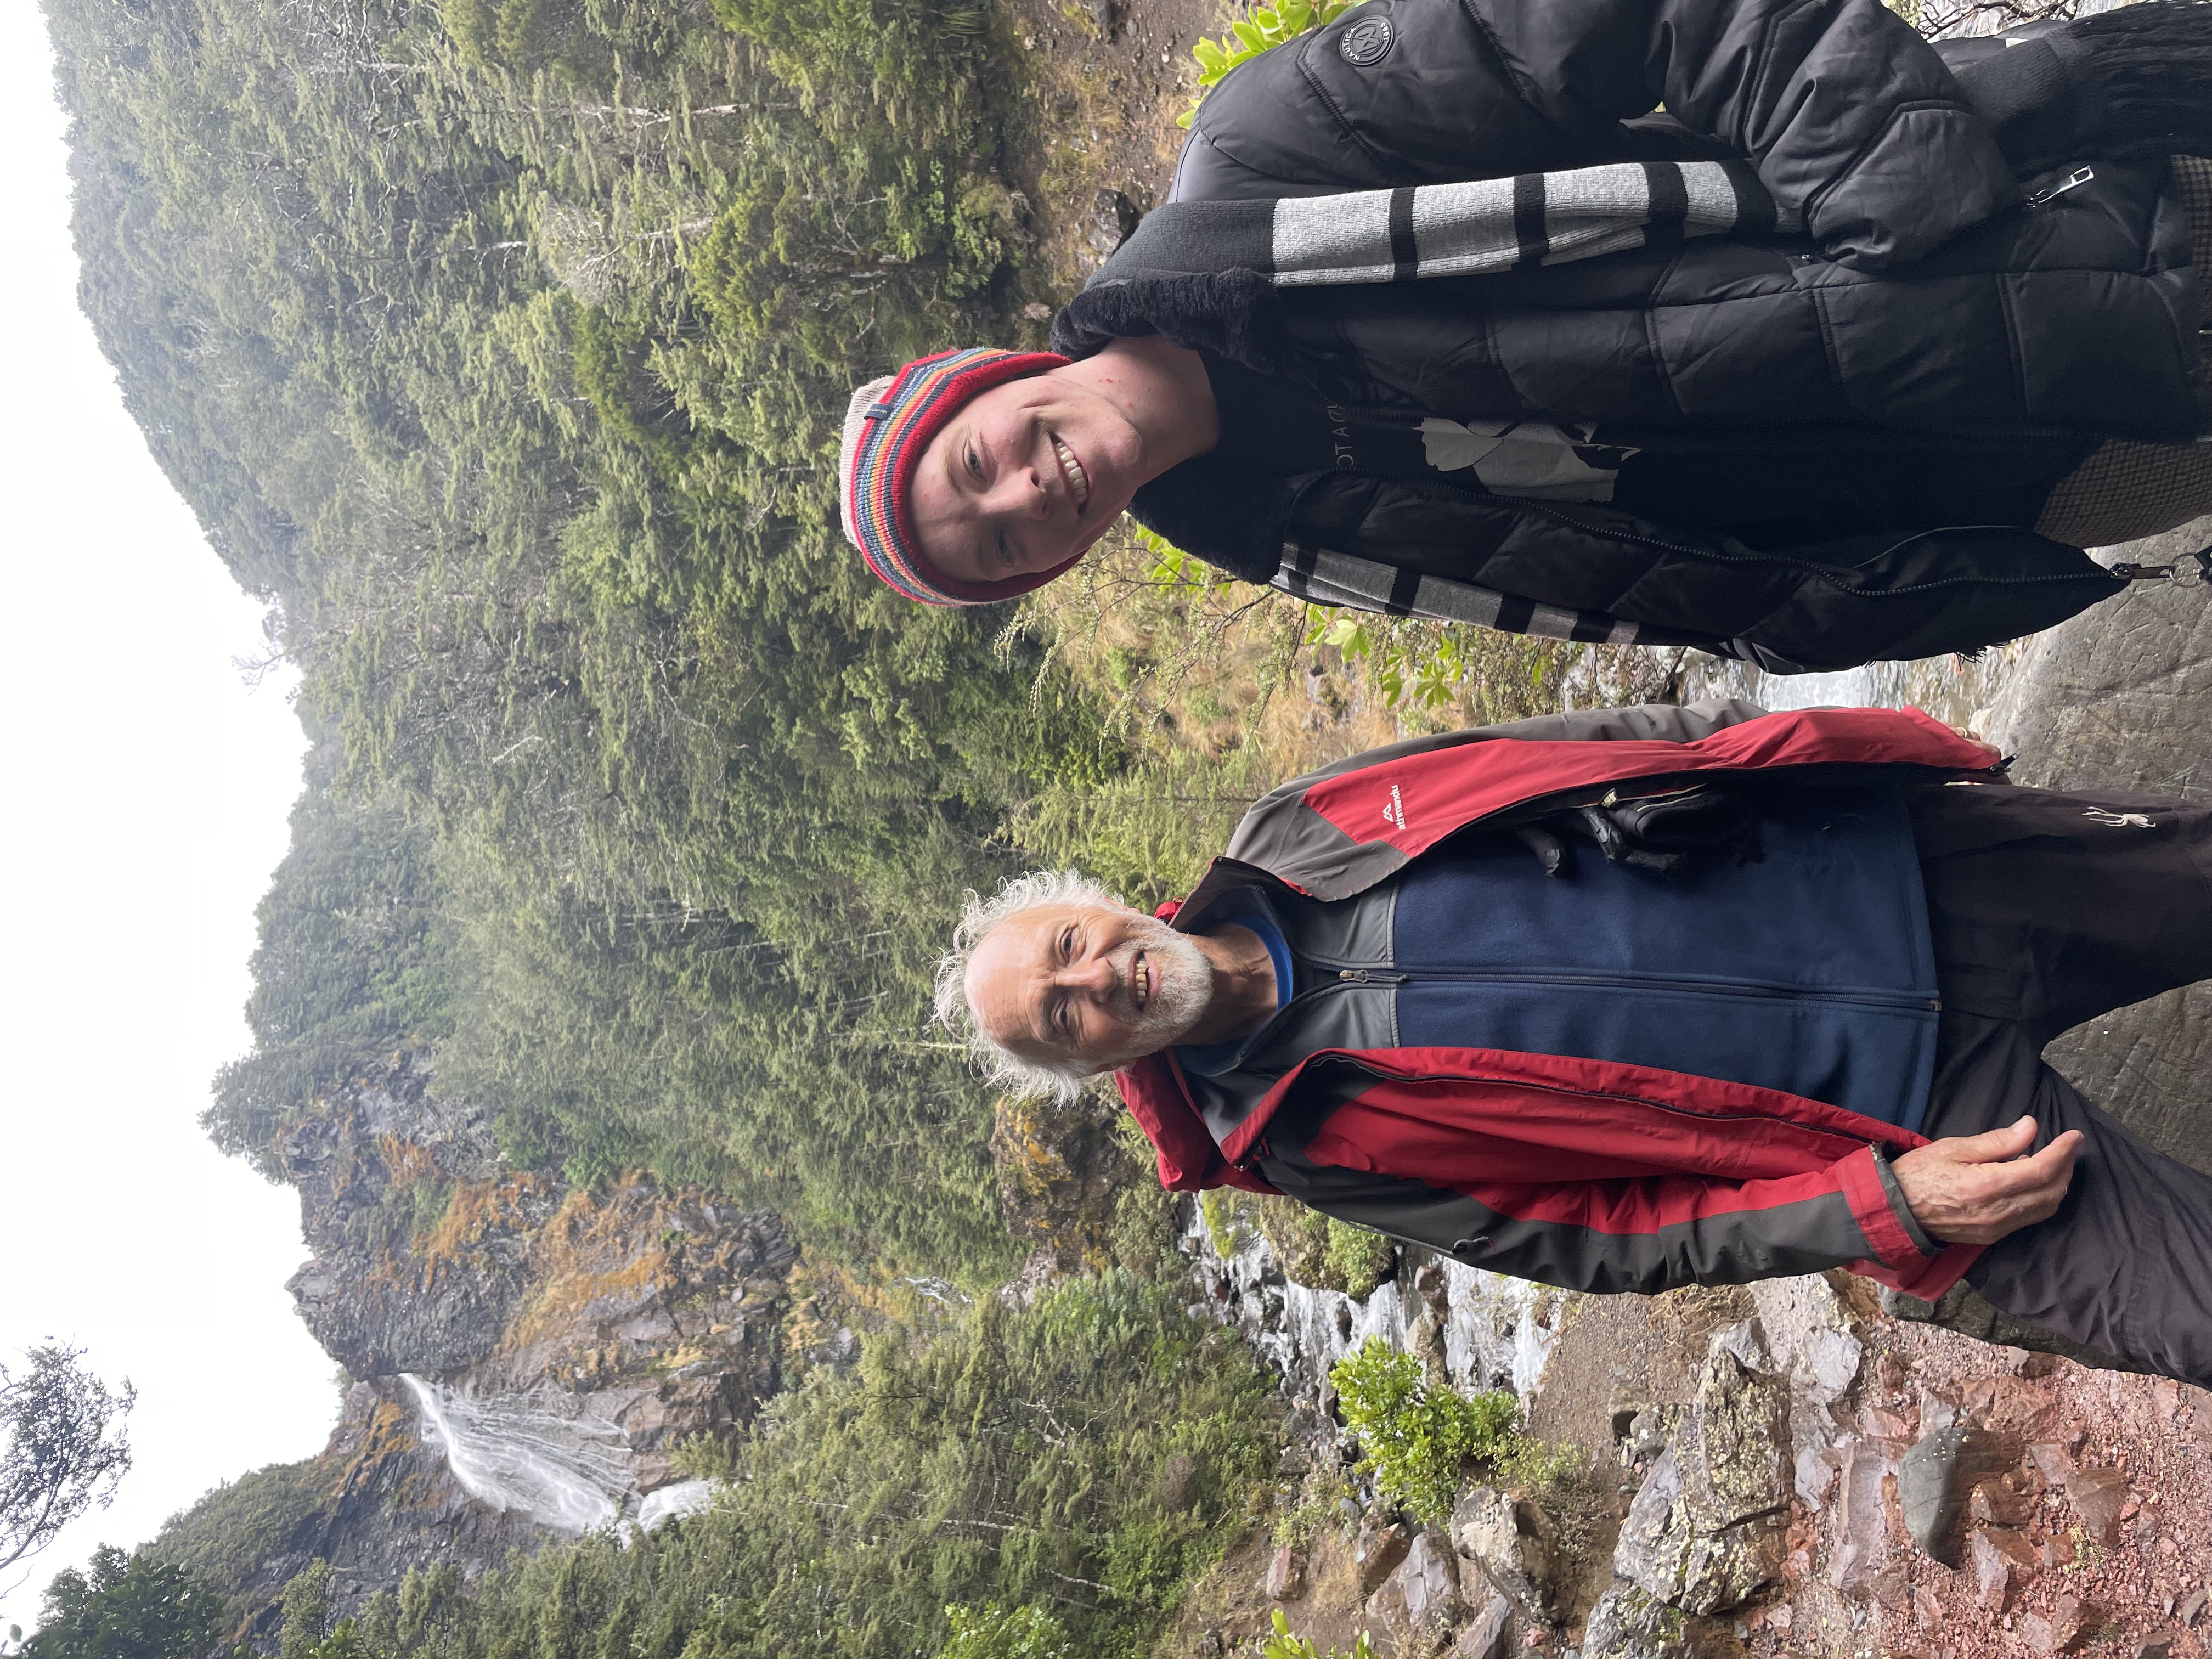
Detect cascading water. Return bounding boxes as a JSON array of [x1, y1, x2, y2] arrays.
[[1180, 1207, 1566, 1411], [401, 1375, 710, 1534]]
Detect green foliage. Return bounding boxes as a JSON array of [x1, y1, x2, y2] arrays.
[[21, 1545, 227, 1659], [146, 1461, 328, 1597], [1260, 1608, 1377, 1659], [278, 1560, 334, 1657], [43, 0, 1122, 1282], [245, 1274, 1281, 1658], [936, 1602, 1074, 1659], [205, 769, 453, 1171], [1328, 1340, 1521, 1525], [1183, 0, 1358, 128], [1321, 1220, 1394, 1299]]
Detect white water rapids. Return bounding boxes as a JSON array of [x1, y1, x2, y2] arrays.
[[400, 1375, 718, 1534]]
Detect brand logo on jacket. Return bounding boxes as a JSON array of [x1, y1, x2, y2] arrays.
[[1382, 784, 1406, 831], [1338, 14, 1392, 65]]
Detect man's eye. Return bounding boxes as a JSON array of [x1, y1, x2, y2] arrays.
[[1059, 927, 1074, 961], [966, 444, 983, 478]]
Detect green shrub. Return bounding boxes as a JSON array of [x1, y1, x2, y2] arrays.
[[1322, 1220, 1393, 1297], [936, 1602, 1073, 1659], [1328, 1340, 1521, 1524], [1261, 1608, 1377, 1659]]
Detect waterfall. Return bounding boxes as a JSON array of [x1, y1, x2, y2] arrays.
[[402, 1374, 695, 1533]]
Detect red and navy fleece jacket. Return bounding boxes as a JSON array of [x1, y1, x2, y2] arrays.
[[1112, 701, 1996, 1301]]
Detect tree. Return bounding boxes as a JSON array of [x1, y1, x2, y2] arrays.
[[19, 1547, 225, 1659], [0, 1348, 135, 1583]]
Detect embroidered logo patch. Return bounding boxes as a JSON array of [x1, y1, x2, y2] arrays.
[[1338, 14, 1393, 66], [2084, 807, 2155, 828], [1381, 783, 1407, 831]]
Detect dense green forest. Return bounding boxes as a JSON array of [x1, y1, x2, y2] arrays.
[[45, 0, 1146, 1280]]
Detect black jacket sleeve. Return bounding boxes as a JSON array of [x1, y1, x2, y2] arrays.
[[1173, 0, 2018, 268], [1285, 470, 2126, 672]]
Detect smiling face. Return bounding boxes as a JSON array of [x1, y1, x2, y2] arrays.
[[907, 368, 1152, 586], [964, 900, 1215, 1076]]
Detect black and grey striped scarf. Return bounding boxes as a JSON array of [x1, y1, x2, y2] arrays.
[[1093, 159, 1798, 652]]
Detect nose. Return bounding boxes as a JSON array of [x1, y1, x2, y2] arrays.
[[984, 457, 1052, 520], [1055, 953, 1116, 1000]]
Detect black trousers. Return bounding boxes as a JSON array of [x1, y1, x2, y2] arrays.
[[1912, 781, 2212, 1384]]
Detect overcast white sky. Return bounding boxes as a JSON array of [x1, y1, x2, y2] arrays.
[[0, 4, 340, 1640]]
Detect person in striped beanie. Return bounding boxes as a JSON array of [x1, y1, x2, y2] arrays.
[[837, 0, 2212, 673], [837, 339, 1220, 607]]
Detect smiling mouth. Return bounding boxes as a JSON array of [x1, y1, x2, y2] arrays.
[[1052, 434, 1091, 514], [1131, 950, 1151, 1012]]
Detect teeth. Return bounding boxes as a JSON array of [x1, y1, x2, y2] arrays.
[[1053, 436, 1090, 509]]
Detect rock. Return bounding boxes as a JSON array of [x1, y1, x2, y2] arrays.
[[2040, 1532, 2079, 1569], [1612, 1330, 1790, 1613], [1452, 1487, 1555, 1618], [2136, 1642, 2175, 1659], [1452, 1591, 1514, 1659], [1356, 1517, 1414, 1595], [2064, 1466, 2133, 1544], [1968, 1477, 2035, 1527], [1265, 1544, 1307, 1601], [1372, 1532, 1461, 1649], [1083, 189, 1141, 263], [1900, 1424, 2012, 1565], [1967, 1526, 2039, 1611], [2028, 1441, 2076, 1485], [2021, 1592, 2103, 1655], [2179, 1585, 2209, 1626], [1581, 1582, 1691, 1659], [1795, 1443, 1844, 1509], [1829, 1435, 1909, 1604]]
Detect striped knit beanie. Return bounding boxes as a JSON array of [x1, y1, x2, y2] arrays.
[[839, 347, 1074, 606]]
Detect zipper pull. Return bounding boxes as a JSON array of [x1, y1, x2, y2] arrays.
[[1339, 968, 1369, 983], [1336, 969, 1403, 984], [2028, 166, 2094, 206]]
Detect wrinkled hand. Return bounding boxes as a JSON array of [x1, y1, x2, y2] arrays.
[[1892, 1116, 2083, 1245]]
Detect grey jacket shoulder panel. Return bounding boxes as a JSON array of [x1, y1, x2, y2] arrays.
[[1220, 698, 1767, 896]]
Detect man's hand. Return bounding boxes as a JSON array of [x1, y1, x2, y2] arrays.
[[1891, 1117, 2083, 1245]]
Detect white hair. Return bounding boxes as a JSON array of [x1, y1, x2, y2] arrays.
[[934, 869, 1131, 1104]]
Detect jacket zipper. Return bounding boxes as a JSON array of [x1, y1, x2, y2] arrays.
[[1326, 963, 1938, 1013]]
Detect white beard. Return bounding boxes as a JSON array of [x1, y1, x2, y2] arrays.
[[1108, 914, 1216, 1062]]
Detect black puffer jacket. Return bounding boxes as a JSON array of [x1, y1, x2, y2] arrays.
[[1052, 0, 2209, 670]]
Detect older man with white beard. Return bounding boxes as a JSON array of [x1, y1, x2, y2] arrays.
[[939, 701, 2212, 1386]]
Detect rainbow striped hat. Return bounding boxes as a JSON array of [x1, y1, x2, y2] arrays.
[[839, 347, 1074, 606]]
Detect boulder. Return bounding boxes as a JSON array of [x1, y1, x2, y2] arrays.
[[1356, 1517, 1414, 1595], [1611, 1325, 1789, 1613], [1265, 1544, 1307, 1601], [1452, 1487, 1555, 1619], [1581, 1582, 1691, 1659], [1452, 1591, 1514, 1659], [1371, 1531, 1461, 1650]]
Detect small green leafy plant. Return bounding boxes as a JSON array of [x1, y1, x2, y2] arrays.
[[1184, 0, 1358, 127], [1261, 1608, 1378, 1659], [936, 1601, 1074, 1658], [1329, 1339, 1522, 1523]]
